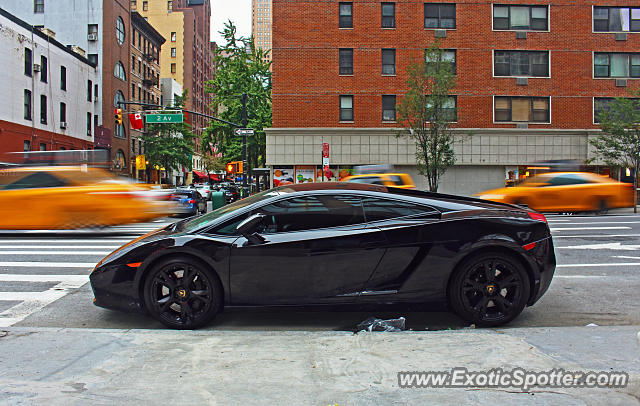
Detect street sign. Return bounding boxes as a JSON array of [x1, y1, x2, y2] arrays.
[[322, 143, 330, 158], [135, 154, 146, 170], [145, 113, 184, 123], [235, 128, 255, 136]]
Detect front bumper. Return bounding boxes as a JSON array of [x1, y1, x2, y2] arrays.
[[90, 264, 144, 313]]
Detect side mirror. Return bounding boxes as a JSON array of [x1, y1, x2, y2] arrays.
[[236, 213, 266, 245]]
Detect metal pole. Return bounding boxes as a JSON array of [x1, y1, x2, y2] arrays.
[[241, 93, 248, 197]]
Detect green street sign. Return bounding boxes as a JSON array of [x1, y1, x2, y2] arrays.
[[145, 113, 184, 123]]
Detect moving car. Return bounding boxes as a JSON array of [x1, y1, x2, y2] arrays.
[[0, 166, 170, 229], [475, 172, 635, 214], [90, 182, 555, 329], [169, 188, 207, 217], [343, 173, 416, 189]]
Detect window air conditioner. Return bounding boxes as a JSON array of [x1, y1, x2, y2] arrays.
[[60, 122, 67, 129], [33, 63, 41, 72], [88, 33, 98, 41]]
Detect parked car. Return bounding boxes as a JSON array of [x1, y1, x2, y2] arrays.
[[194, 183, 212, 200], [169, 188, 207, 217], [343, 173, 415, 189], [90, 182, 555, 329], [220, 183, 240, 203], [475, 172, 635, 214]]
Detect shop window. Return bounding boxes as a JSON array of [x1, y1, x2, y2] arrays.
[[594, 53, 640, 78], [339, 2, 353, 28], [495, 96, 550, 123], [340, 95, 354, 121], [594, 7, 640, 32], [339, 48, 353, 75], [493, 5, 548, 31], [424, 3, 456, 29], [494, 51, 549, 77]]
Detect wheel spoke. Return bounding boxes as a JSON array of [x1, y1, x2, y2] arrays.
[[157, 296, 174, 313], [157, 270, 177, 290], [182, 267, 196, 287], [180, 300, 192, 322], [493, 296, 513, 315], [499, 273, 520, 288], [191, 290, 210, 304], [483, 262, 495, 283], [472, 296, 489, 315]]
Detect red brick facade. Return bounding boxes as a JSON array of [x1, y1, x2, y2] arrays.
[[272, 0, 640, 130], [0, 120, 94, 160]]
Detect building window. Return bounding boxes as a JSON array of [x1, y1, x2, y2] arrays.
[[382, 49, 396, 75], [25, 48, 32, 77], [426, 96, 457, 122], [426, 49, 457, 74], [494, 51, 549, 77], [24, 140, 31, 152], [168, 1, 172, 10], [24, 90, 32, 121], [424, 3, 456, 29], [40, 55, 47, 83], [382, 3, 395, 28], [495, 96, 550, 123], [88, 54, 98, 65], [340, 95, 354, 121], [114, 61, 126, 81], [594, 97, 640, 123], [171, 32, 176, 42], [34, 0, 44, 13], [94, 115, 99, 133], [88, 80, 93, 102], [87, 112, 92, 136], [143, 1, 148, 11], [131, 0, 137, 11], [339, 2, 353, 28], [594, 7, 640, 32], [115, 16, 125, 45], [171, 47, 176, 57], [88, 24, 98, 37], [60, 102, 66, 123], [171, 63, 176, 73], [493, 5, 548, 31], [594, 53, 640, 78], [39, 143, 46, 151], [114, 90, 126, 139], [382, 95, 396, 121], [60, 66, 66, 90], [339, 48, 353, 75], [132, 83, 136, 99], [40, 95, 47, 124]]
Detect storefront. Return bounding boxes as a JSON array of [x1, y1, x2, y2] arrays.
[[271, 165, 355, 187]]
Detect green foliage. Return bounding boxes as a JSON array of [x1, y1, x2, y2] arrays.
[[140, 91, 194, 176], [204, 21, 272, 170], [591, 92, 640, 211], [201, 154, 226, 175], [397, 42, 458, 192]]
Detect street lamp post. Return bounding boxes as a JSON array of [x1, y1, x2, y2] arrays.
[[241, 93, 248, 197]]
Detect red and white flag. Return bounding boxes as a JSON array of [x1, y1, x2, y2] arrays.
[[129, 113, 144, 130]]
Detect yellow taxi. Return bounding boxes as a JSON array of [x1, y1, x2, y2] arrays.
[[342, 173, 416, 189], [474, 172, 635, 213], [0, 166, 171, 229]]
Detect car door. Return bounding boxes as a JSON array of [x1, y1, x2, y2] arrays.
[[227, 193, 386, 305]]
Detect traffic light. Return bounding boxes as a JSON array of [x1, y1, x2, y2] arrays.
[[226, 162, 237, 173], [114, 108, 123, 125]]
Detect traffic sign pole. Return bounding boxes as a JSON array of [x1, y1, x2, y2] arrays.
[[241, 93, 248, 197]]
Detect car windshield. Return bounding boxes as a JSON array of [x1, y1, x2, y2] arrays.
[[180, 188, 286, 232]]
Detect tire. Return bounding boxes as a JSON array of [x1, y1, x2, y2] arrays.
[[448, 252, 531, 327], [143, 257, 222, 329], [594, 199, 608, 216]]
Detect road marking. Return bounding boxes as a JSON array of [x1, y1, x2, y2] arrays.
[[557, 263, 640, 267], [547, 215, 640, 219], [550, 221, 640, 225], [555, 275, 606, 279], [555, 243, 640, 251], [0, 251, 110, 256], [0, 274, 88, 285], [553, 234, 640, 239], [0, 262, 95, 268], [551, 227, 631, 231], [0, 239, 131, 244], [613, 256, 640, 260], [0, 245, 120, 249]]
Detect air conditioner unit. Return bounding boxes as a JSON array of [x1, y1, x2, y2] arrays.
[[33, 63, 41, 72], [60, 122, 67, 129], [94, 94, 98, 102], [87, 33, 98, 41]]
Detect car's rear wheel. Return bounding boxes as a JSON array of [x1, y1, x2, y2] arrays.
[[448, 252, 530, 327], [594, 199, 609, 215], [143, 257, 221, 329]]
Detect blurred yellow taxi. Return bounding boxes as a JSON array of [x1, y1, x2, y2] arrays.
[[343, 173, 416, 189], [0, 166, 171, 229], [474, 172, 634, 213]]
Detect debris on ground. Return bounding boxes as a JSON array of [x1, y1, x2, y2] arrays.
[[356, 317, 406, 332], [586, 323, 599, 327]]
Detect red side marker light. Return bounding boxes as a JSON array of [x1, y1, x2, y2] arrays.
[[523, 242, 536, 251], [527, 212, 547, 223], [126, 262, 142, 268]]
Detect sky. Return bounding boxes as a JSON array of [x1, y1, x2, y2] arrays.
[[210, 0, 252, 45]]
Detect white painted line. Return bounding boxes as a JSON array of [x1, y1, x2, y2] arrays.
[[0, 239, 131, 244], [553, 234, 640, 238], [551, 227, 631, 231], [557, 263, 640, 268], [0, 245, 119, 249], [0, 291, 66, 301], [613, 256, 640, 260], [0, 251, 110, 256], [550, 221, 640, 225], [555, 275, 606, 279], [0, 274, 88, 285], [547, 215, 640, 219], [555, 243, 640, 251], [0, 262, 95, 268]]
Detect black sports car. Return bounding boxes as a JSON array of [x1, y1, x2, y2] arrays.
[[90, 182, 555, 329]]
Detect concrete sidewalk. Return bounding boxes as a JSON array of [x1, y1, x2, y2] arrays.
[[0, 325, 638, 405]]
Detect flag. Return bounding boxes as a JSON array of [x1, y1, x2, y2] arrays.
[[129, 113, 144, 130]]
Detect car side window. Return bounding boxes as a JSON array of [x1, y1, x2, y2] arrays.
[[258, 194, 365, 233], [2, 172, 66, 190], [349, 176, 385, 185], [387, 175, 404, 186], [546, 174, 591, 186], [362, 197, 438, 222]]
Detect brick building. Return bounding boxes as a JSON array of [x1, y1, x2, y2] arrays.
[[252, 0, 272, 65], [267, 1, 640, 194]]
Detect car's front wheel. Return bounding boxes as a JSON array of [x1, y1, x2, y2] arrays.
[[143, 257, 221, 329], [448, 252, 530, 327]]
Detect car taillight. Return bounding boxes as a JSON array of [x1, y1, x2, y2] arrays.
[[187, 199, 196, 204], [527, 212, 547, 223]]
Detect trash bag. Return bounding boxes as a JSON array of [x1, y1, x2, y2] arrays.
[[357, 316, 406, 332]]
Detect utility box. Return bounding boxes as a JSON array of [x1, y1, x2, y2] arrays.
[[211, 191, 226, 210]]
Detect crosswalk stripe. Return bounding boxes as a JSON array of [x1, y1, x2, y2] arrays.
[[0, 239, 131, 244], [0, 262, 95, 268], [0, 251, 110, 256], [0, 274, 88, 285], [0, 246, 120, 249]]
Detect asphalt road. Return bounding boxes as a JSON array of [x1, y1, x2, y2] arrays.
[[0, 208, 639, 332]]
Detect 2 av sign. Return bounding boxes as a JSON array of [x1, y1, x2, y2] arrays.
[[145, 113, 184, 123]]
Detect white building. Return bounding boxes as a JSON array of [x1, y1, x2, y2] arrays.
[[0, 8, 98, 155]]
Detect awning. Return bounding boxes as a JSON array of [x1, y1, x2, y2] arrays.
[[209, 174, 220, 181], [192, 170, 206, 178]]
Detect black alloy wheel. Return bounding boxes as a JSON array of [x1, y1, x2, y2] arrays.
[[449, 253, 530, 327], [143, 257, 221, 329]]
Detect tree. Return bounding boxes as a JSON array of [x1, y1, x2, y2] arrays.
[[397, 42, 458, 192], [204, 21, 271, 171], [140, 91, 194, 183], [201, 153, 226, 178], [591, 93, 640, 212]]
